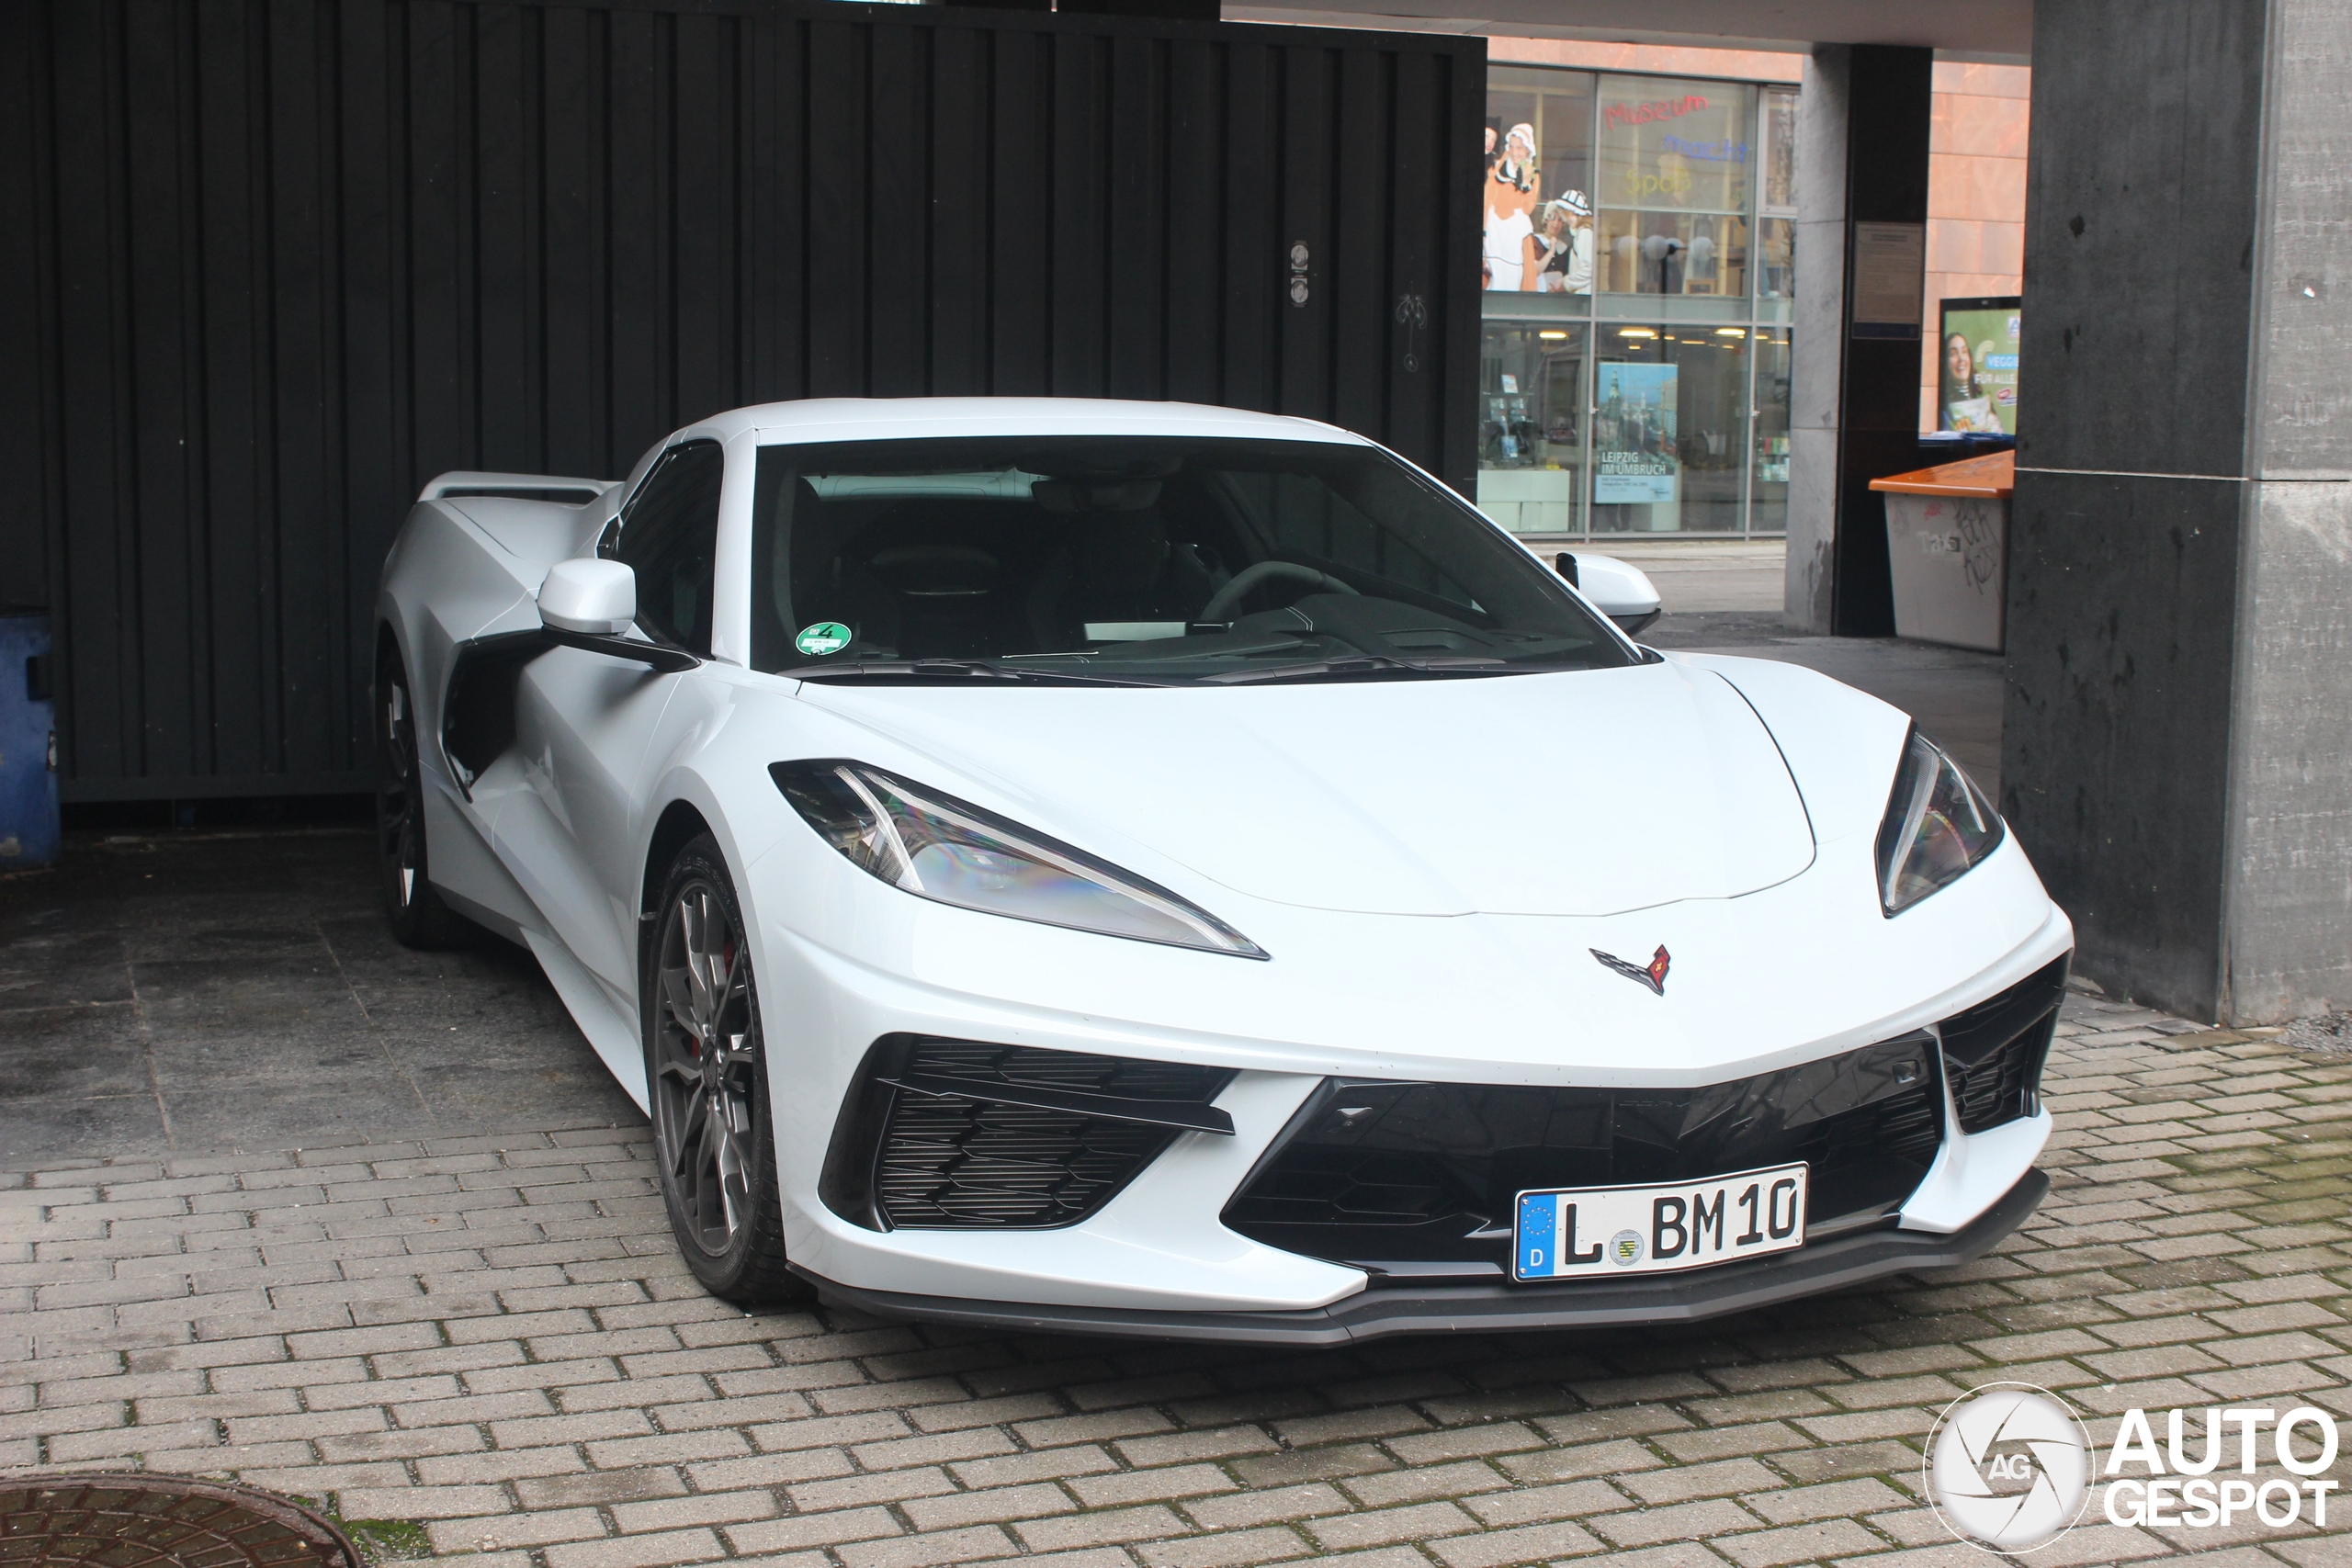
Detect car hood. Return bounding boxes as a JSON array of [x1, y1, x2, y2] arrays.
[[791, 660, 1815, 918]]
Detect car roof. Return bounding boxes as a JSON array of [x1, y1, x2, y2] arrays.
[[689, 398, 1370, 447]]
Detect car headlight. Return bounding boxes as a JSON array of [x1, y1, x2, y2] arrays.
[[770, 760, 1267, 958], [1874, 728, 2005, 916]]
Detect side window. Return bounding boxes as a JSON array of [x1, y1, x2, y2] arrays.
[[609, 441, 723, 655]]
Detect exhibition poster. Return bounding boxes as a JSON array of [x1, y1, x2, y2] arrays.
[[1593, 362, 1679, 505]]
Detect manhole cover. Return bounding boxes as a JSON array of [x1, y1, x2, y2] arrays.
[[0, 1472, 363, 1568]]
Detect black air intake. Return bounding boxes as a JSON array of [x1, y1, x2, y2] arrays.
[[1938, 958, 2066, 1134], [821, 1038, 1235, 1231]]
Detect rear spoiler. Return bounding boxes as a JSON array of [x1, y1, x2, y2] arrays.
[[418, 470, 617, 505]]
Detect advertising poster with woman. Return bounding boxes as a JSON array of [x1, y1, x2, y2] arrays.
[[1938, 299, 2021, 434]]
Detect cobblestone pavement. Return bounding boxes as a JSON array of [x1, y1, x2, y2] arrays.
[[0, 829, 638, 1167], [6, 991, 2350, 1568]]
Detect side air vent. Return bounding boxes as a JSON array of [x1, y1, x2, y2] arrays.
[[1939, 957, 2066, 1134], [438, 630, 552, 795], [820, 1038, 1235, 1232]]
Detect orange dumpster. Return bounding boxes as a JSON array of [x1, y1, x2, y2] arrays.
[[1870, 450, 2013, 651]]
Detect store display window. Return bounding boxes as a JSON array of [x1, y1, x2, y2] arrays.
[[1594, 210, 1749, 298], [1484, 70, 1598, 296], [1594, 75, 1755, 298], [1475, 323, 1590, 535], [1476, 62, 1795, 537], [1589, 323, 1749, 535]]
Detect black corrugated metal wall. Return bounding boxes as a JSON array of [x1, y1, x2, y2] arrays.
[[0, 0, 1482, 801]]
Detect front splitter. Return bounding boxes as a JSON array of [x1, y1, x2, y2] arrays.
[[797, 1167, 2049, 1346]]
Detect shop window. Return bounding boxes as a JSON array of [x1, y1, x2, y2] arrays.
[[1476, 62, 1793, 536], [1484, 69, 1597, 296], [1475, 322, 1589, 536], [1594, 75, 1755, 298], [1590, 323, 1748, 536], [1752, 219, 1793, 301], [1760, 87, 1798, 212], [1756, 87, 1799, 299], [1594, 211, 1749, 297], [1749, 328, 1792, 532]]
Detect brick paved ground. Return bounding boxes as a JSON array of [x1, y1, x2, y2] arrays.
[[6, 990, 2350, 1568]]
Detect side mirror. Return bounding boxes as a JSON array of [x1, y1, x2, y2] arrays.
[[1565, 552, 1664, 638], [539, 558, 635, 636], [1554, 552, 1579, 588]]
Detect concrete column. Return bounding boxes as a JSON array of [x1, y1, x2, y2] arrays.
[[1784, 47, 1849, 633], [1785, 46, 1933, 636], [2006, 0, 2352, 1024]]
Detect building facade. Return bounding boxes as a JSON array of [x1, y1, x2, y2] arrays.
[[1474, 50, 2030, 541]]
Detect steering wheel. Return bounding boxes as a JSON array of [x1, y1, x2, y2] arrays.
[[1200, 561, 1360, 623]]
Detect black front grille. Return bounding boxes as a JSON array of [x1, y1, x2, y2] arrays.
[[1222, 1036, 1943, 1280], [1940, 958, 2065, 1134], [821, 1038, 1235, 1231]]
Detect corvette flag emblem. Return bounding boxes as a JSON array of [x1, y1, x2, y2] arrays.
[[1591, 944, 1671, 996]]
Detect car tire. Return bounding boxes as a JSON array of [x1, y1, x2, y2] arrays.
[[375, 649, 470, 951], [644, 834, 807, 1305]]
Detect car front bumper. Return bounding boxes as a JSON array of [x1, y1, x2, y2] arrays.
[[795, 1167, 2048, 1345], [750, 814, 2072, 1321]]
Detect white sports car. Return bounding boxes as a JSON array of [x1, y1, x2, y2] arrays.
[[375, 399, 2071, 1343]]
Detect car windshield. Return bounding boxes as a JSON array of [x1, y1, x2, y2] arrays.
[[748, 436, 1635, 684]]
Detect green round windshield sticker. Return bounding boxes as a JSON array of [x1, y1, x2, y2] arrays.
[[795, 622, 853, 658]]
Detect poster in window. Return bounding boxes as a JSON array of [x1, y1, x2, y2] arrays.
[[1593, 363, 1679, 504], [1485, 73, 1600, 294], [1482, 120, 1540, 291], [1938, 299, 2021, 434]]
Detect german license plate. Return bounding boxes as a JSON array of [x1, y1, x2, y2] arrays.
[[1513, 1162, 1808, 1281]]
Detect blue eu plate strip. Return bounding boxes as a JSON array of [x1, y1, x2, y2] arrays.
[[1517, 1191, 1556, 1279]]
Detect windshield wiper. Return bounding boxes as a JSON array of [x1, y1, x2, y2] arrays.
[[1200, 654, 1509, 685], [778, 658, 1162, 688]]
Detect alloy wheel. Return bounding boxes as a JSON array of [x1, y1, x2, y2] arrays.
[[651, 882, 761, 1255]]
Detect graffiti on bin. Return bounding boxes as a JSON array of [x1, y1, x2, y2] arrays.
[[1917, 500, 2001, 596]]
